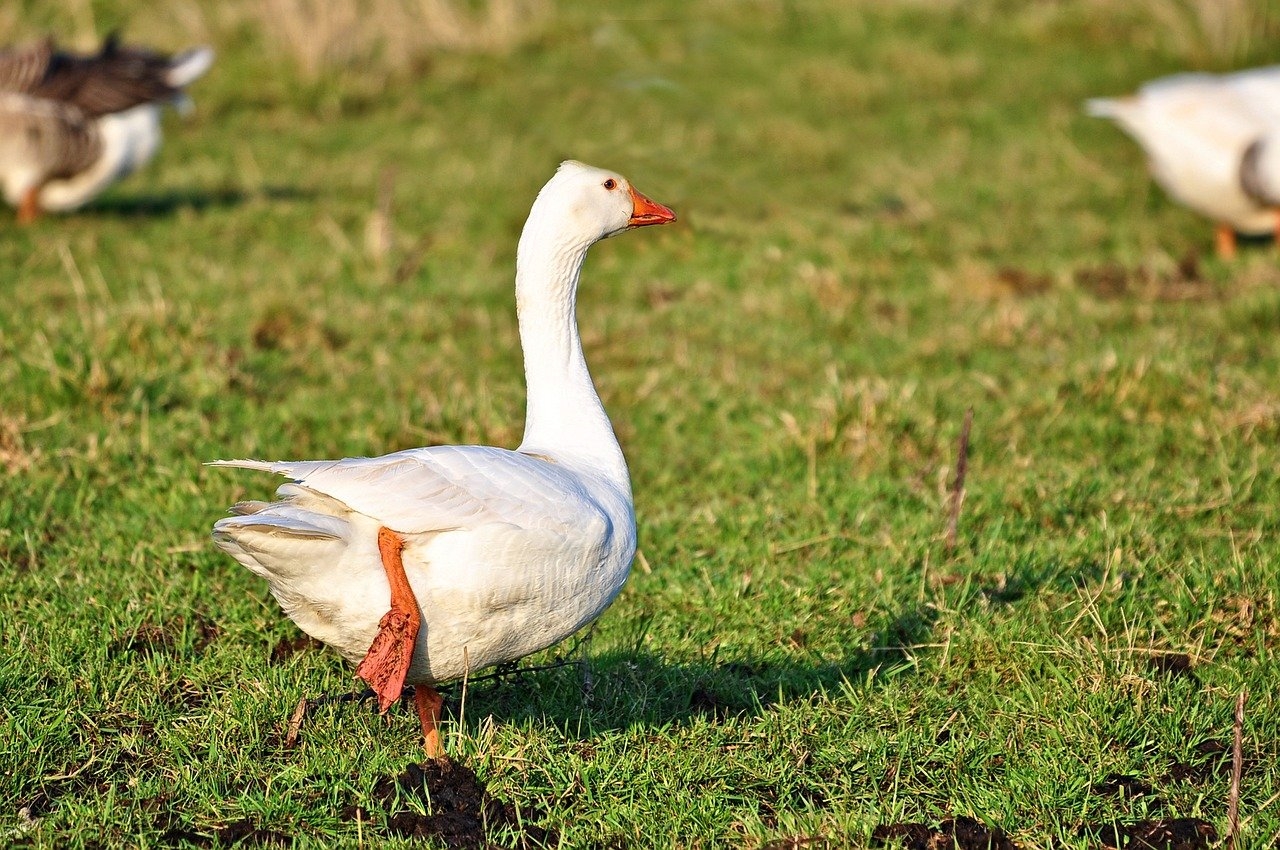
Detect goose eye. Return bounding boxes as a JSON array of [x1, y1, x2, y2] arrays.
[[603, 178, 617, 190]]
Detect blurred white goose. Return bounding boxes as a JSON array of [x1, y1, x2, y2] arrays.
[[1087, 66, 1280, 258], [0, 35, 213, 222], [211, 161, 675, 757]]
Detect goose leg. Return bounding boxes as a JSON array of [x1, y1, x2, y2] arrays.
[[415, 685, 444, 759], [1215, 223, 1237, 260], [355, 527, 421, 714], [17, 185, 41, 224]]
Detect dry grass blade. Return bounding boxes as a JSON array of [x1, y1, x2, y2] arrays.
[[365, 165, 398, 265], [394, 231, 434, 284]]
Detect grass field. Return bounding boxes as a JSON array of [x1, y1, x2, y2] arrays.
[[2, 1, 1280, 847]]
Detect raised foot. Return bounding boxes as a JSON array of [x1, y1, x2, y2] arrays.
[[356, 608, 419, 712], [355, 527, 422, 713]]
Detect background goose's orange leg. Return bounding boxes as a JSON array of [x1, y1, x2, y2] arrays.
[[415, 685, 444, 758], [1215, 223, 1237, 260], [356, 527, 421, 713], [17, 186, 41, 224]]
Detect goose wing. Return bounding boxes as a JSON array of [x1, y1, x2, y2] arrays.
[[0, 35, 213, 117], [210, 445, 613, 536]]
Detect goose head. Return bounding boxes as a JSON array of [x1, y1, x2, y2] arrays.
[[525, 160, 675, 250]]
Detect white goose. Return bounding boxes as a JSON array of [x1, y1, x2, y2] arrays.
[[210, 161, 676, 757], [0, 35, 213, 222], [1087, 66, 1280, 258]]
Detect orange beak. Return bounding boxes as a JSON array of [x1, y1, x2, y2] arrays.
[[628, 185, 677, 227]]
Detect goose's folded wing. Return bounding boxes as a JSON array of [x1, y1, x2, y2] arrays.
[[0, 94, 102, 179], [0, 36, 212, 117], [209, 446, 609, 535]]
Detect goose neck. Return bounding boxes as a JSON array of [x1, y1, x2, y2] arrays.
[[514, 228, 628, 484]]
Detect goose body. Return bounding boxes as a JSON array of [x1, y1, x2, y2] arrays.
[[211, 161, 676, 752], [212, 446, 636, 684], [0, 36, 213, 220], [1088, 66, 1280, 255]]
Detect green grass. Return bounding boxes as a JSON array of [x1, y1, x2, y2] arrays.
[[3, 1, 1280, 846]]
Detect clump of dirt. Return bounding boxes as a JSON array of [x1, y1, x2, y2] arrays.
[[1147, 654, 1197, 681], [270, 633, 325, 663], [1073, 253, 1210, 301], [366, 758, 555, 849], [158, 815, 290, 847], [1092, 774, 1155, 798], [109, 614, 220, 658], [1164, 740, 1244, 784], [759, 838, 830, 849], [871, 816, 1019, 850], [1076, 818, 1215, 849], [995, 266, 1053, 296]]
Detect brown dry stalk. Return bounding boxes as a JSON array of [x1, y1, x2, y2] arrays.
[[1227, 688, 1247, 849], [286, 697, 308, 748], [945, 407, 974, 554]]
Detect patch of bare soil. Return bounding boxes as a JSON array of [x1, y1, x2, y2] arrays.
[[1147, 653, 1197, 682], [1073, 252, 1212, 301], [1076, 818, 1216, 849], [361, 757, 555, 849], [1092, 774, 1155, 799], [871, 816, 1018, 850], [158, 816, 290, 847], [759, 838, 830, 849], [108, 614, 220, 658], [995, 266, 1053, 296], [269, 633, 325, 663], [144, 758, 551, 848], [1165, 739, 1251, 784]]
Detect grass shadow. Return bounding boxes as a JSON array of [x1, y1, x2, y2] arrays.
[[439, 551, 1093, 742], [71, 185, 312, 218], [444, 602, 940, 740]]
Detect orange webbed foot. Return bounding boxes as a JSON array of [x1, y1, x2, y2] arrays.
[[356, 608, 419, 712], [355, 527, 421, 713]]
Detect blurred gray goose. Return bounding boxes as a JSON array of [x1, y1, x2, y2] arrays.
[[0, 34, 213, 222]]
